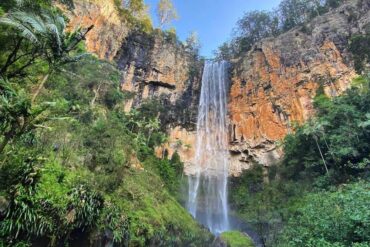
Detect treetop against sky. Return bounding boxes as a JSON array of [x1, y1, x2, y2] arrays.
[[145, 0, 281, 57]]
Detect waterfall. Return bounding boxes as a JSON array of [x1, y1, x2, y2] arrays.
[[187, 60, 230, 235]]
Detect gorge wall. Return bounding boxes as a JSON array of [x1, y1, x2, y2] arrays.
[[66, 0, 370, 176], [65, 0, 202, 114], [228, 0, 370, 174], [64, 0, 202, 170]]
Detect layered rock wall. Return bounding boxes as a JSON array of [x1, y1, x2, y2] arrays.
[[228, 0, 370, 174], [64, 0, 202, 170], [65, 0, 370, 176], [115, 32, 202, 117], [64, 0, 202, 124], [65, 0, 130, 60]]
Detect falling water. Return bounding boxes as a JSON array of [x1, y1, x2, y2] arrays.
[[187, 60, 230, 235]]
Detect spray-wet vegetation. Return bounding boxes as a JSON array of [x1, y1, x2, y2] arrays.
[[0, 0, 370, 246]]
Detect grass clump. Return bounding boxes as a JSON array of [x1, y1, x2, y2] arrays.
[[220, 231, 255, 247]]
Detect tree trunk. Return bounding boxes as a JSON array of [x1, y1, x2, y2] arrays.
[[147, 130, 152, 145], [314, 136, 329, 174], [0, 38, 23, 76], [32, 73, 49, 103]]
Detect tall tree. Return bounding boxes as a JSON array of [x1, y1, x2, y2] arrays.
[[185, 31, 201, 55], [214, 42, 233, 61], [0, 7, 92, 153], [156, 0, 178, 28], [0, 9, 93, 95], [233, 10, 279, 53]]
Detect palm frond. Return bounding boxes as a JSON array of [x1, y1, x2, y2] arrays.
[[55, 18, 66, 44], [0, 16, 40, 44], [46, 23, 61, 48], [59, 53, 90, 65], [55, 16, 66, 31], [20, 28, 40, 44], [12, 11, 46, 33]]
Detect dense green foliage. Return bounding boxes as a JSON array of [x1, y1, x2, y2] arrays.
[[282, 78, 370, 182], [1, 0, 369, 246], [215, 0, 346, 59], [229, 73, 370, 246], [0, 1, 211, 246], [220, 231, 255, 247], [278, 182, 370, 247]]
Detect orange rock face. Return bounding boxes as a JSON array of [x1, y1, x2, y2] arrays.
[[63, 0, 129, 60], [155, 127, 197, 171], [225, 0, 370, 174], [228, 38, 357, 172], [62, 0, 369, 176], [229, 41, 355, 145], [226, 0, 370, 174]]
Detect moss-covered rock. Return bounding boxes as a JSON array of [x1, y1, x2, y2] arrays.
[[220, 231, 255, 247]]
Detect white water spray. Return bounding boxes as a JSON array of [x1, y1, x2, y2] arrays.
[[187, 60, 230, 235]]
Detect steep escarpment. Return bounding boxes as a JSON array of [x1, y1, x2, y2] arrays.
[[64, 0, 203, 168], [155, 0, 370, 176], [227, 0, 370, 175], [65, 0, 202, 123], [65, 0, 130, 60], [114, 33, 203, 165], [66, 0, 370, 177], [115, 31, 202, 122]]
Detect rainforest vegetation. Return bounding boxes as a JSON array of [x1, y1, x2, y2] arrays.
[[0, 0, 369, 246], [223, 1, 370, 246], [0, 0, 211, 246]]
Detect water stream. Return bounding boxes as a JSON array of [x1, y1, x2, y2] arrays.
[[187, 60, 230, 235]]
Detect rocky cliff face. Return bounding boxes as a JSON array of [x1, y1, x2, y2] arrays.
[[64, 0, 130, 60], [115, 32, 203, 168], [227, 0, 370, 174], [64, 0, 202, 169], [65, 0, 201, 121], [66, 0, 370, 176], [164, 0, 370, 176], [115, 32, 202, 118]]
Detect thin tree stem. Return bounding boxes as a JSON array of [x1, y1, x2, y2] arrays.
[[314, 136, 329, 174], [0, 38, 23, 76], [32, 73, 50, 103]]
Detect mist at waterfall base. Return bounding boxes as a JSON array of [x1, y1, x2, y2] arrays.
[[186, 61, 230, 235]]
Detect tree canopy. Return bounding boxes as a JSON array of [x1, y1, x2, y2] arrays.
[[156, 0, 178, 28], [215, 0, 345, 59]]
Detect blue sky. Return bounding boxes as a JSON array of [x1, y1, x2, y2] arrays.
[[144, 0, 282, 58]]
